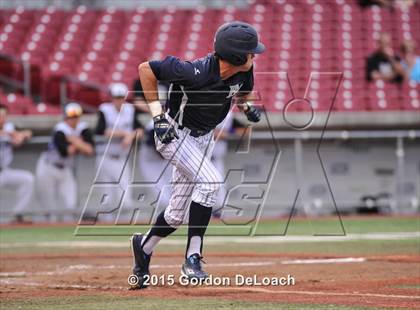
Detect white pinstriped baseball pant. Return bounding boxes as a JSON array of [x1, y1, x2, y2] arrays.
[[155, 124, 222, 228]]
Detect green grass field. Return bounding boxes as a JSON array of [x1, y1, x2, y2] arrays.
[[1, 216, 418, 255], [1, 216, 418, 244], [0, 295, 406, 310], [72, 216, 420, 236]]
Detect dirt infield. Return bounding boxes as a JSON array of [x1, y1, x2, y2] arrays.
[[1, 252, 419, 309]]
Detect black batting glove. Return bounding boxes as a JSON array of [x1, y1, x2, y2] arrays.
[[153, 114, 179, 144], [244, 103, 261, 123]]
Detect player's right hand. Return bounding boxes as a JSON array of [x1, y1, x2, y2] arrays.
[[68, 144, 78, 155], [121, 132, 135, 149], [153, 114, 179, 144]]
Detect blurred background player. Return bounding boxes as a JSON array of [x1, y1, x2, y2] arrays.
[[95, 83, 144, 216], [0, 104, 34, 223], [211, 111, 246, 218], [133, 81, 172, 210], [36, 102, 94, 222]]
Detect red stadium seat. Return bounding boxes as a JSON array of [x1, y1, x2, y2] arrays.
[[0, 3, 417, 112]]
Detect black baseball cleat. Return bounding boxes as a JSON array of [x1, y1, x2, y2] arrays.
[[181, 253, 209, 280], [128, 234, 151, 289]]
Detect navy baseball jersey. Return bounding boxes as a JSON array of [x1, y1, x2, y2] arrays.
[[149, 53, 254, 132]]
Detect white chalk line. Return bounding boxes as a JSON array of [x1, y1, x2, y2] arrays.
[[0, 261, 275, 278], [0, 257, 369, 279], [281, 257, 366, 264], [202, 287, 420, 300], [1, 279, 419, 300], [1, 232, 419, 249], [0, 257, 369, 278], [0, 257, 390, 279], [237, 232, 420, 243], [1, 279, 124, 290]]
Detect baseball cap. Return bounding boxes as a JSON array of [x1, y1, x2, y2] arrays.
[[110, 83, 128, 98], [64, 102, 83, 118]]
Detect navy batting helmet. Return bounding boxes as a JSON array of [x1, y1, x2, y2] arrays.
[[214, 21, 265, 66]]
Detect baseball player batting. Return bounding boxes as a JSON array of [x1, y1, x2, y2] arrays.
[[129, 21, 265, 289]]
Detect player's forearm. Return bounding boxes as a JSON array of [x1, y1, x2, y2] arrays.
[[138, 62, 162, 117], [65, 135, 93, 155], [72, 140, 94, 155], [21, 129, 32, 140], [104, 128, 129, 139], [10, 131, 26, 146]]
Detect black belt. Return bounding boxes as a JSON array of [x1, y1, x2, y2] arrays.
[[44, 157, 65, 169], [177, 125, 210, 138], [53, 163, 64, 169], [109, 154, 120, 160]]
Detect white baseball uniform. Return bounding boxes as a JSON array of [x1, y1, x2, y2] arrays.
[[36, 121, 91, 219], [155, 115, 222, 227], [95, 102, 140, 208], [0, 122, 34, 215]]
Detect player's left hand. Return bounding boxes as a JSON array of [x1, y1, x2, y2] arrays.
[[244, 103, 261, 122]]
